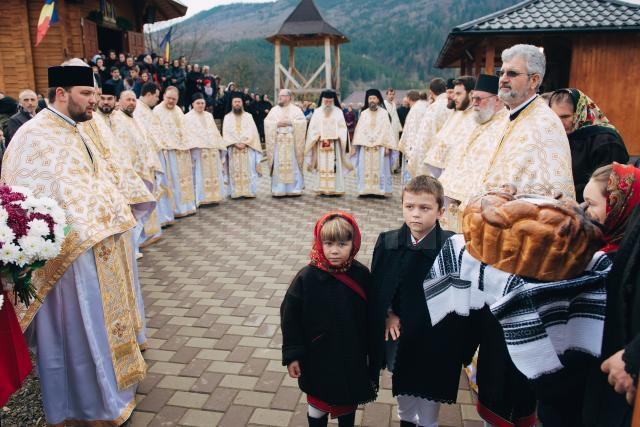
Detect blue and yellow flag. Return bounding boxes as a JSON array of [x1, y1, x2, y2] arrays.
[[159, 28, 172, 62]]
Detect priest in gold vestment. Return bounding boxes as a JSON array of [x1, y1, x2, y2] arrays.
[[438, 74, 509, 232], [469, 45, 575, 427], [134, 82, 176, 228], [222, 95, 263, 198], [423, 76, 478, 178], [351, 89, 399, 196], [185, 93, 227, 205], [398, 90, 429, 183], [402, 79, 452, 181], [154, 86, 197, 217], [116, 90, 164, 250], [264, 89, 307, 196], [304, 90, 352, 195], [384, 88, 402, 142], [1, 64, 146, 427], [90, 86, 154, 348], [481, 45, 575, 199]]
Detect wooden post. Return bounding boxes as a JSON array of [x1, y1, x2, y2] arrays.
[[334, 43, 341, 94], [474, 46, 482, 77], [21, 0, 36, 91], [286, 45, 295, 89], [274, 39, 281, 99], [57, 0, 71, 58], [485, 42, 495, 75], [324, 37, 332, 89]]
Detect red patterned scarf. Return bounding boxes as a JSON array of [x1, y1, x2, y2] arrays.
[[309, 211, 366, 300], [602, 163, 640, 253]]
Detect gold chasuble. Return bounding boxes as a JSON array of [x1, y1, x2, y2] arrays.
[[1, 109, 146, 390], [438, 108, 510, 232], [304, 105, 352, 195], [184, 110, 227, 204], [423, 106, 478, 173], [398, 99, 429, 177], [384, 99, 403, 139], [133, 100, 175, 231], [481, 97, 575, 198], [222, 111, 263, 198], [86, 112, 154, 206], [264, 104, 307, 185], [154, 101, 196, 210], [111, 110, 161, 186], [407, 94, 452, 177], [351, 108, 398, 195]]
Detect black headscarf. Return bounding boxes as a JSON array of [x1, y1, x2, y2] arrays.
[[317, 90, 341, 108]]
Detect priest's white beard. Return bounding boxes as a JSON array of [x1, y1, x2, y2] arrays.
[[474, 100, 497, 124]]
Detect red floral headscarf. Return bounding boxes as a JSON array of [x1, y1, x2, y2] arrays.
[[309, 211, 361, 273], [602, 163, 640, 253]]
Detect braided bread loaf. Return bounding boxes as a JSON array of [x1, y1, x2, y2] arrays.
[[462, 192, 604, 281]]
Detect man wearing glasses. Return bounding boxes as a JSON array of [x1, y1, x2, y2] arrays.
[[479, 44, 575, 200], [438, 74, 509, 233], [473, 44, 575, 427]]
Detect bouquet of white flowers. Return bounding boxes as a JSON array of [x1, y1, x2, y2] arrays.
[[0, 184, 68, 306]]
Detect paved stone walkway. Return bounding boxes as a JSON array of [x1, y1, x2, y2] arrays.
[[131, 172, 483, 427]]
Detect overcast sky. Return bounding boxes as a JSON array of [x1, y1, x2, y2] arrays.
[[146, 0, 274, 31], [179, 0, 275, 17]]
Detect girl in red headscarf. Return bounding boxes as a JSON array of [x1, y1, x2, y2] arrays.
[[582, 162, 640, 253], [280, 211, 376, 427]]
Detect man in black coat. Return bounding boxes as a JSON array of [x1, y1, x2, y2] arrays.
[[5, 89, 37, 145]]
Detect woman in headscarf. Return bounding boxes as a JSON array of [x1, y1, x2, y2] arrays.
[[549, 89, 629, 203], [581, 163, 640, 427], [280, 212, 376, 427]]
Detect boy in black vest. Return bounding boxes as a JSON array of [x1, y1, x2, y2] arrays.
[[369, 175, 475, 427]]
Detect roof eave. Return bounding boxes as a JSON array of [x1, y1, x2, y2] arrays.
[[266, 34, 350, 45], [436, 25, 640, 68], [451, 26, 640, 35]]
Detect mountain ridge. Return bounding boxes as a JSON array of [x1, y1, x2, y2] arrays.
[[150, 0, 519, 95]]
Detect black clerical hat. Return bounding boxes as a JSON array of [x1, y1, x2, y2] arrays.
[[474, 74, 499, 95], [446, 78, 455, 90], [101, 82, 117, 96], [192, 92, 205, 102], [230, 91, 244, 101], [364, 89, 386, 111], [48, 65, 94, 88], [318, 90, 340, 108]]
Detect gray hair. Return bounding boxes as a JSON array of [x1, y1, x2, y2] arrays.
[[501, 44, 546, 88], [18, 89, 37, 100], [279, 89, 292, 97]]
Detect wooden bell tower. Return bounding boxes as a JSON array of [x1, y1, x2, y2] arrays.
[[266, 0, 349, 100]]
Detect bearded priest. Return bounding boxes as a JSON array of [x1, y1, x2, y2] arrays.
[[351, 89, 398, 196], [304, 90, 351, 196]]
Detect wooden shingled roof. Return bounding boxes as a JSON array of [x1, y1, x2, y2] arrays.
[[266, 0, 349, 45]]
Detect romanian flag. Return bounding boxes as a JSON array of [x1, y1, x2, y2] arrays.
[[35, 0, 59, 47], [159, 27, 172, 62]]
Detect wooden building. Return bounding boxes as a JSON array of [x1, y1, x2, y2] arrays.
[[435, 0, 640, 155], [266, 0, 349, 100], [0, 0, 186, 98]]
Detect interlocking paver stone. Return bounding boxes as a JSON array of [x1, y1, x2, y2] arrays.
[[131, 173, 479, 426]]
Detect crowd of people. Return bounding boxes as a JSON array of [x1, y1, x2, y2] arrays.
[[0, 41, 638, 427]]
